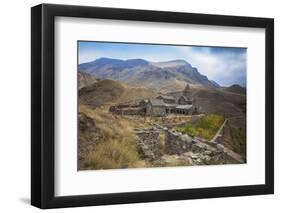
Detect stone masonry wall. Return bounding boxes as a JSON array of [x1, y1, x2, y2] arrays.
[[134, 127, 243, 166], [135, 130, 161, 161], [165, 130, 192, 155], [165, 130, 228, 165]]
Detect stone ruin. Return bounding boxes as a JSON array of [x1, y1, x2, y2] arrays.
[[133, 127, 243, 166], [165, 130, 228, 165], [134, 129, 162, 161], [165, 131, 193, 155]]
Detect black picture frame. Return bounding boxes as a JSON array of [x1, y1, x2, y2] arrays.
[[31, 3, 274, 209]]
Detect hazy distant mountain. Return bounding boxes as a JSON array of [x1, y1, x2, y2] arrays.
[[79, 58, 220, 91], [223, 84, 246, 94]]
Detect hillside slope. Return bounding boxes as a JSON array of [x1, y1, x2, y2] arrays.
[[79, 79, 158, 107], [168, 86, 246, 120], [223, 84, 246, 94]]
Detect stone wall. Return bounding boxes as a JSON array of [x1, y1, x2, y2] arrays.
[[133, 126, 243, 166], [146, 103, 166, 116], [164, 130, 228, 165], [135, 129, 162, 161], [165, 130, 192, 155], [109, 105, 145, 115]]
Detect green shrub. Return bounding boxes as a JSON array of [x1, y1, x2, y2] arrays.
[[176, 114, 224, 140]]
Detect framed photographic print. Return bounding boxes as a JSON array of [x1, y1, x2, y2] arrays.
[[31, 3, 274, 209]]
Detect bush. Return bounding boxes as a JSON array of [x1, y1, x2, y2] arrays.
[[176, 114, 224, 140]]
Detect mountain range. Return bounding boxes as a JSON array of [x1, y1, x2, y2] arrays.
[[79, 57, 220, 92]]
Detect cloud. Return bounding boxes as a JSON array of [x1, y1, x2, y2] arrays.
[[174, 46, 247, 86]]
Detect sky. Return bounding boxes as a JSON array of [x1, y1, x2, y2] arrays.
[[78, 41, 247, 87]]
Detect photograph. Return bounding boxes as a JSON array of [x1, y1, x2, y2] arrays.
[[77, 41, 247, 170]]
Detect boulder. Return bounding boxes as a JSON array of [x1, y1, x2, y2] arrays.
[[216, 144, 225, 152], [204, 150, 212, 155], [180, 134, 192, 143], [191, 142, 207, 153]]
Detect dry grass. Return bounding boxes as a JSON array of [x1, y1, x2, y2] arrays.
[[84, 137, 139, 170], [158, 132, 166, 153], [154, 155, 192, 168], [80, 105, 134, 137], [79, 105, 147, 170], [164, 159, 192, 167]]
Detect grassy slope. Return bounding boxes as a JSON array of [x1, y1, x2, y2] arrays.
[[222, 123, 246, 160], [175, 114, 224, 140], [79, 105, 148, 170]]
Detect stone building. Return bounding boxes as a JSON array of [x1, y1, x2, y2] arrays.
[[178, 96, 193, 105], [146, 99, 167, 116], [110, 84, 194, 116], [183, 83, 192, 97], [145, 95, 193, 116], [156, 95, 176, 104]]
